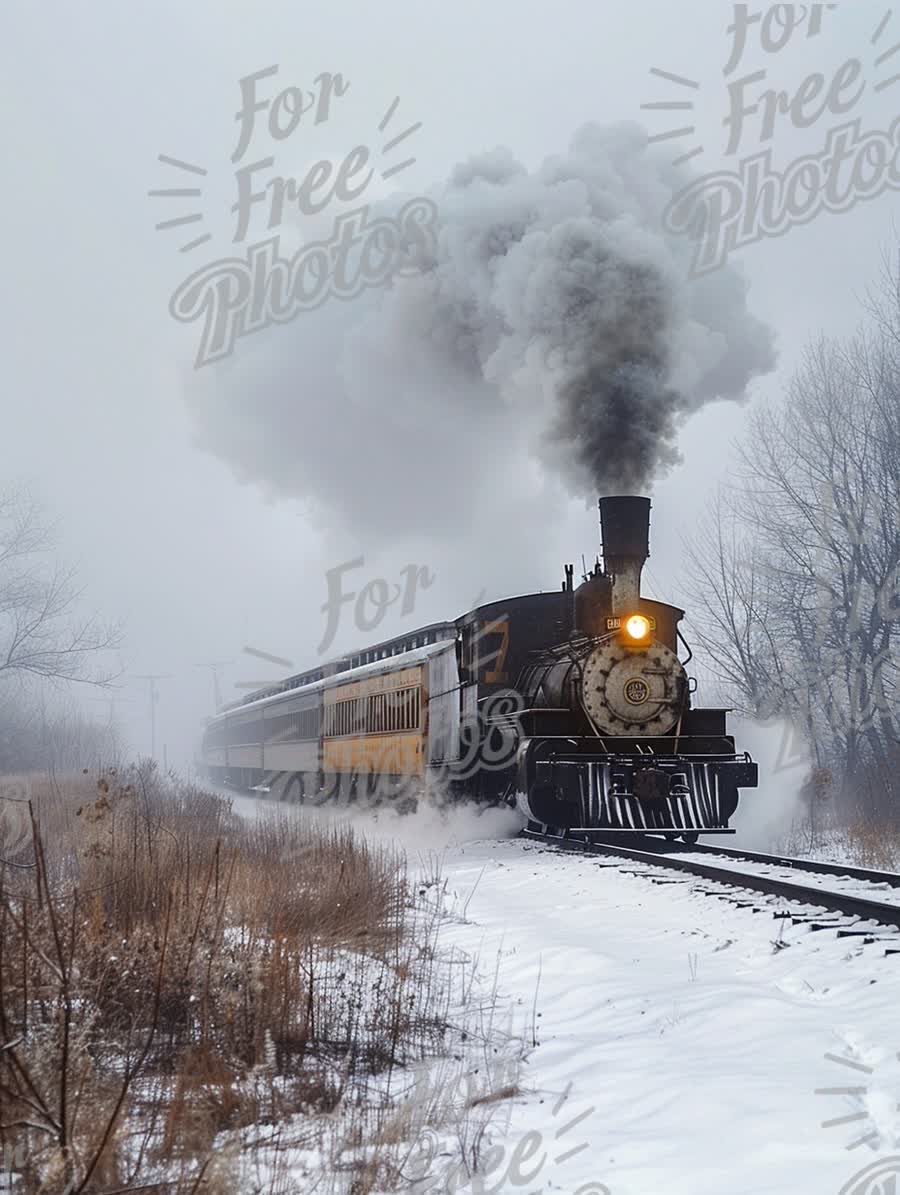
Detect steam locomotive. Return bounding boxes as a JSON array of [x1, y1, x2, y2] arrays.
[[202, 497, 757, 840]]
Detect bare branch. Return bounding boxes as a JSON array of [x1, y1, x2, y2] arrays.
[[0, 487, 121, 690]]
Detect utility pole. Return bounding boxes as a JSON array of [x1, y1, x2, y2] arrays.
[[133, 674, 173, 761], [196, 661, 232, 714]]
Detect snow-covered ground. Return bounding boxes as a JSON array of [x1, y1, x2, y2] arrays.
[[222, 783, 900, 1194], [423, 836, 900, 1195]]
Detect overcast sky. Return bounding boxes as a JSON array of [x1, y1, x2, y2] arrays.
[[1, 1, 897, 765]]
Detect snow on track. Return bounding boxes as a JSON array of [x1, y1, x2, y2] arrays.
[[431, 836, 900, 1195], [677, 848, 900, 910]]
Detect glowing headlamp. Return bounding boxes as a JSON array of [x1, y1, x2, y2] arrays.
[[624, 614, 651, 641]]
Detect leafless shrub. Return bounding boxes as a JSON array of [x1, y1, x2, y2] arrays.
[[845, 818, 900, 870], [0, 766, 519, 1193]]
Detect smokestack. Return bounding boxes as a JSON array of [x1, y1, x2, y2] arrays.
[[599, 496, 651, 613]]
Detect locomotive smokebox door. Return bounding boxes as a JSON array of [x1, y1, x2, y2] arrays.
[[582, 640, 685, 736], [633, 768, 670, 802]]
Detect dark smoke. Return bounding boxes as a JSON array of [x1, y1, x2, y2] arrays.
[[186, 122, 776, 540], [541, 234, 685, 491]]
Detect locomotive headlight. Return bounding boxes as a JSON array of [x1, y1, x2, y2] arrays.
[[625, 614, 651, 641]]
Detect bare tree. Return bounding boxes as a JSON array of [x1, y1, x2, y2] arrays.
[[682, 251, 900, 821], [681, 487, 830, 805], [0, 487, 119, 688]]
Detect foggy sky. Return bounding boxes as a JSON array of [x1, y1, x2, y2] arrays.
[[0, 1, 895, 766]]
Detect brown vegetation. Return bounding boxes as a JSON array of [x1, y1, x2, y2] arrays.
[[0, 767, 510, 1193]]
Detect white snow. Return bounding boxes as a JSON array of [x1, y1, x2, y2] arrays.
[[420, 836, 900, 1195], [213, 785, 900, 1192]]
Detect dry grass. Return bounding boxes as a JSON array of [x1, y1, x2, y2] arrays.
[[778, 811, 900, 871], [0, 765, 519, 1193], [776, 762, 900, 870], [845, 819, 900, 870]]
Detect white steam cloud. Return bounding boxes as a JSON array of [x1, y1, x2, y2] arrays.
[[187, 122, 776, 543], [228, 786, 526, 853]]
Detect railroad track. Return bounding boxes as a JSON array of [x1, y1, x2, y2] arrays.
[[521, 828, 900, 949], [672, 839, 900, 887]]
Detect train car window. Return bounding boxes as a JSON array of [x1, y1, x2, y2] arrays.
[[318, 685, 422, 737]]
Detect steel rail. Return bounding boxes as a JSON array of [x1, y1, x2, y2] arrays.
[[521, 830, 900, 932], [672, 840, 900, 889]]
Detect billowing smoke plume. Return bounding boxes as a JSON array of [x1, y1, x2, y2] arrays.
[[538, 238, 684, 492], [186, 122, 776, 540]]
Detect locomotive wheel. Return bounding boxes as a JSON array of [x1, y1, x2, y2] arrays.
[[682, 832, 700, 845]]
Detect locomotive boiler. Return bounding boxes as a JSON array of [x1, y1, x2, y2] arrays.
[[201, 496, 757, 841]]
